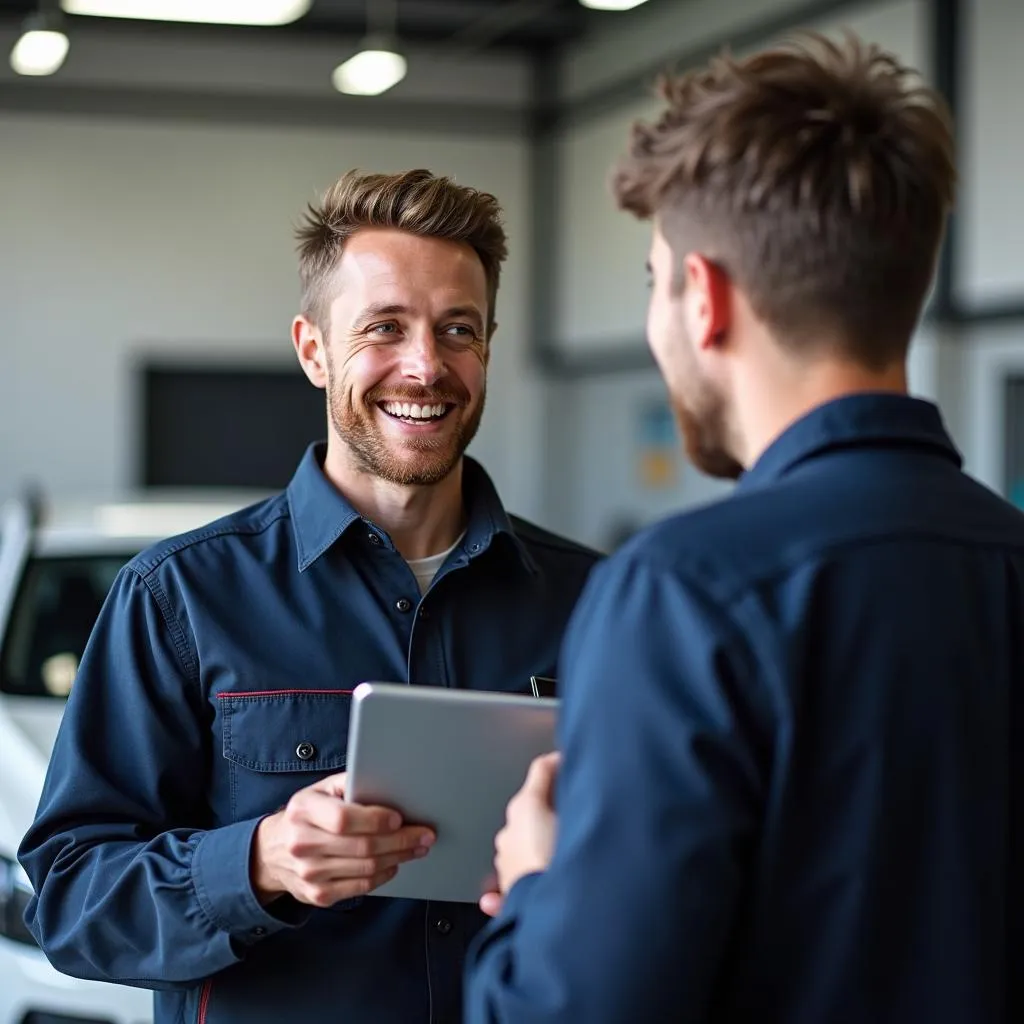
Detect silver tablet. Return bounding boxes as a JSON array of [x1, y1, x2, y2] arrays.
[[345, 682, 559, 904]]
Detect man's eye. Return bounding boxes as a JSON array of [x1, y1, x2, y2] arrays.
[[443, 325, 476, 340], [370, 323, 398, 335]]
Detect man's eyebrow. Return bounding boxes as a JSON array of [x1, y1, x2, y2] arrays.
[[352, 303, 485, 330], [352, 303, 408, 329], [440, 306, 484, 325]]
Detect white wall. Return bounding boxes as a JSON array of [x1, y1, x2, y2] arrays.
[[552, 92, 660, 355], [958, 0, 1024, 308], [0, 113, 538, 517], [936, 0, 1024, 494]]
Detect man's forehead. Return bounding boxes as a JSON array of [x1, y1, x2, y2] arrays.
[[342, 228, 480, 267], [335, 234, 482, 289]]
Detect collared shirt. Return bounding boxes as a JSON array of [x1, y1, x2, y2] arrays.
[[19, 445, 600, 1024], [465, 394, 1022, 1024]]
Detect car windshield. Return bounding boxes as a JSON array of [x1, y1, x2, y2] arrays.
[[0, 555, 133, 698]]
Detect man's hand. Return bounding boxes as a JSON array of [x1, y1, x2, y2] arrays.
[[479, 752, 560, 917], [251, 772, 435, 907]]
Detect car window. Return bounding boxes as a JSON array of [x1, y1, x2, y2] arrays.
[[0, 555, 132, 698]]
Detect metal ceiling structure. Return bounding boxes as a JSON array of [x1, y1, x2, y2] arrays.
[[0, 0, 596, 52]]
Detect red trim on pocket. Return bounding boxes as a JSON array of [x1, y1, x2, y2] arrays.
[[198, 979, 212, 1024], [216, 689, 354, 699]]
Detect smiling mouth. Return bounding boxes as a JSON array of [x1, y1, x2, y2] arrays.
[[378, 400, 455, 425]]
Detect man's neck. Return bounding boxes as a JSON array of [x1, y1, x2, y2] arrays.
[[734, 357, 909, 470], [322, 442, 468, 561]]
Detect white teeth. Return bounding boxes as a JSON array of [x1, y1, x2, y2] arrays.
[[382, 400, 449, 420]]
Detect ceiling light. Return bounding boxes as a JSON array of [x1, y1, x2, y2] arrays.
[[10, 14, 70, 77], [579, 0, 651, 10], [332, 47, 407, 96], [59, 0, 312, 26]]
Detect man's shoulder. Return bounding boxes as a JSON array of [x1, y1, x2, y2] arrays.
[[611, 492, 797, 603], [126, 492, 291, 581], [507, 515, 604, 569]]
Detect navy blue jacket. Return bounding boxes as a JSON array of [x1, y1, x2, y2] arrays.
[[466, 394, 1021, 1024], [19, 446, 600, 1024]]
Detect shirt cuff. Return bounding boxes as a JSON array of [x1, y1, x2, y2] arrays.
[[191, 818, 310, 940], [497, 870, 543, 923], [467, 872, 543, 967]]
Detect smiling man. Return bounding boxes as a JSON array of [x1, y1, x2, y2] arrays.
[[19, 169, 600, 1024]]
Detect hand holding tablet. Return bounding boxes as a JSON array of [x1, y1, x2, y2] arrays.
[[344, 682, 559, 903]]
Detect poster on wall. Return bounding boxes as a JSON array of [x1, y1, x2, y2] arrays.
[[634, 398, 680, 490]]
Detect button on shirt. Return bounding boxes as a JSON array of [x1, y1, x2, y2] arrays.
[[465, 394, 1023, 1024], [19, 446, 600, 1024]]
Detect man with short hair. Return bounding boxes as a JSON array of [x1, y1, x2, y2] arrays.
[[20, 168, 600, 1024], [465, 35, 1019, 1024]]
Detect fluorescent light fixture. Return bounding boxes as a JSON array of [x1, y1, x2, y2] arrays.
[[332, 48, 407, 96], [59, 0, 312, 26], [10, 28, 70, 76], [579, 0, 650, 10]]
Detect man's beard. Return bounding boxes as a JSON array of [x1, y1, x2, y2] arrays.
[[671, 356, 744, 481], [674, 401, 745, 480], [326, 359, 484, 487]]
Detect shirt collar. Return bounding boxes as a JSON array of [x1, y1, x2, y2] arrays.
[[287, 442, 536, 574], [735, 393, 962, 494]]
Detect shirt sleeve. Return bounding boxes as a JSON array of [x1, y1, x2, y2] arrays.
[[18, 566, 307, 990], [464, 552, 774, 1023]]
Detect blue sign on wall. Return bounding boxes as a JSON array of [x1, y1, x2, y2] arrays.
[[635, 399, 679, 489]]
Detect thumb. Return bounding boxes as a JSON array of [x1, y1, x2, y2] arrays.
[[313, 771, 348, 799], [479, 891, 504, 917], [524, 752, 560, 801]]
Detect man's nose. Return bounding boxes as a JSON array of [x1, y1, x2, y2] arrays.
[[400, 331, 446, 386]]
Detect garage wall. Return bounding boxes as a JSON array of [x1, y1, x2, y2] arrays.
[[0, 114, 538, 517], [952, 0, 1024, 498], [958, 0, 1024, 309]]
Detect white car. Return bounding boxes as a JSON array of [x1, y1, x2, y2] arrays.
[[0, 491, 257, 1024]]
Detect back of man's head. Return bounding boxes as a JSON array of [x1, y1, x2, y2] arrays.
[[612, 32, 956, 369]]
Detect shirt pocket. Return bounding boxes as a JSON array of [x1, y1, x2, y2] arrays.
[[219, 689, 353, 823]]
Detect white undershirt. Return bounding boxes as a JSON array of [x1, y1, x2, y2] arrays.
[[406, 532, 466, 595]]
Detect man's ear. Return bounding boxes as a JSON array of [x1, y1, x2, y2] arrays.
[[292, 315, 328, 389], [682, 254, 731, 351]]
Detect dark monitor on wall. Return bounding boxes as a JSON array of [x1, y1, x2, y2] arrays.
[[140, 363, 325, 490]]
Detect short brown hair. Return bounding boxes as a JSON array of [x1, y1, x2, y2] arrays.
[[296, 168, 508, 334], [612, 32, 957, 367]]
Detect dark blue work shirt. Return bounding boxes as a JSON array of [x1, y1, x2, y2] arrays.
[[466, 394, 1021, 1024], [19, 446, 600, 1024]]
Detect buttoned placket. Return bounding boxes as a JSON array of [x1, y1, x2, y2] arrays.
[[359, 527, 489, 688], [358, 526, 493, 1022], [366, 535, 488, 1024], [408, 552, 465, 687]]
